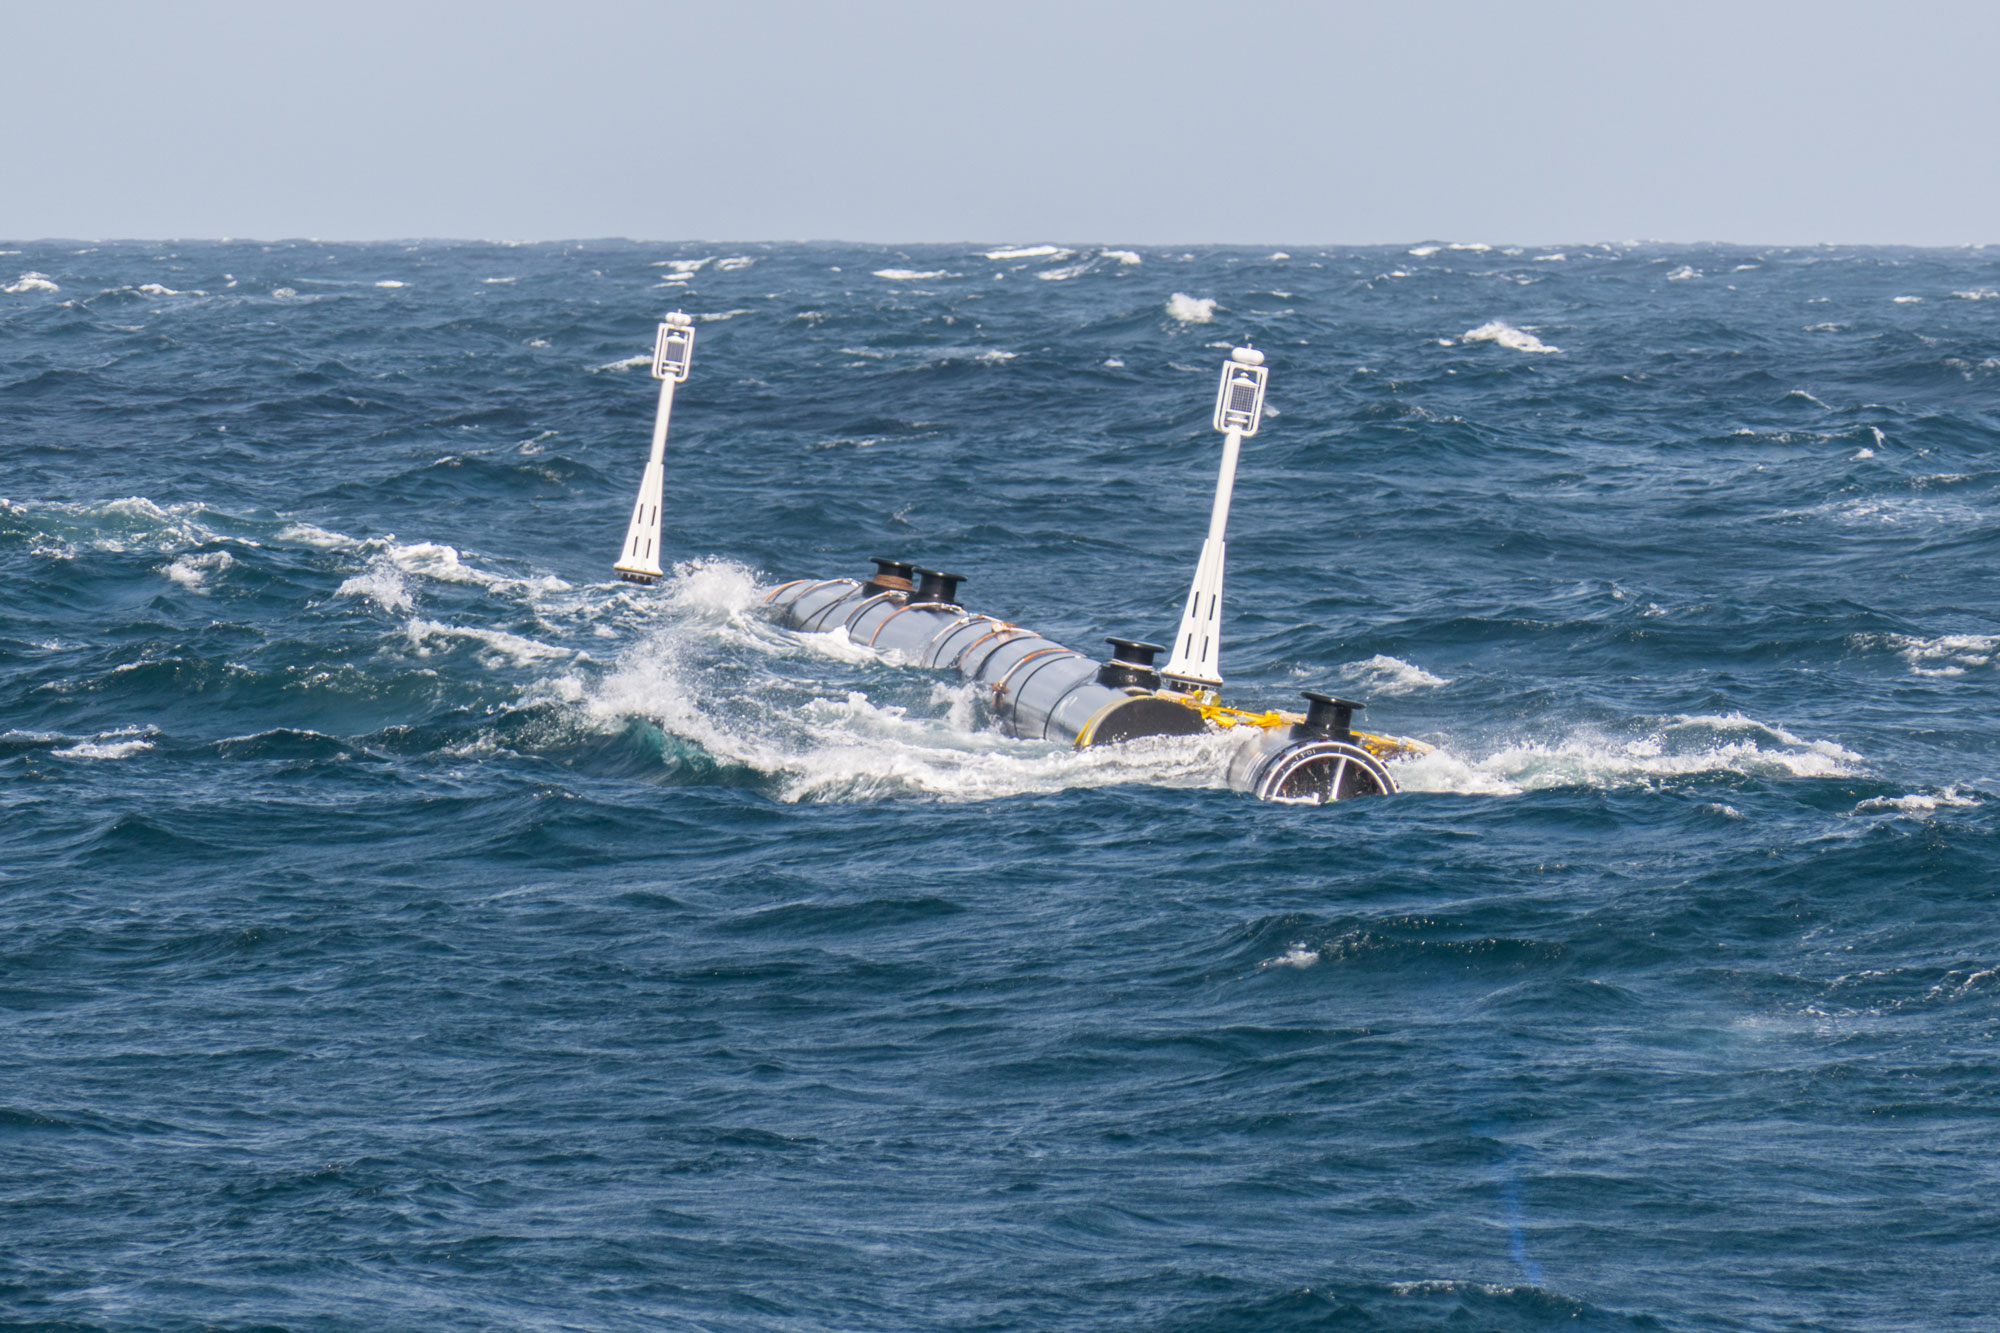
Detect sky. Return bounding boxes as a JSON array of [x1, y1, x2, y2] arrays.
[[6, 0, 1997, 245]]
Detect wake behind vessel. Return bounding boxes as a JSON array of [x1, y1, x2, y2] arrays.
[[612, 314, 1426, 804]]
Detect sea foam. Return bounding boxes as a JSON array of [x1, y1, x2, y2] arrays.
[[981, 245, 1070, 260], [1461, 320, 1561, 354]]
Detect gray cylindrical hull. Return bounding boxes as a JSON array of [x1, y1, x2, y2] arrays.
[[764, 571, 1399, 803], [764, 578, 1208, 750]]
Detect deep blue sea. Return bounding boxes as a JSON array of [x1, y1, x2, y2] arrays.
[[4, 239, 1999, 1331]]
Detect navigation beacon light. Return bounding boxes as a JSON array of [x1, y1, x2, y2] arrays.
[[1161, 345, 1267, 693], [613, 312, 696, 585]]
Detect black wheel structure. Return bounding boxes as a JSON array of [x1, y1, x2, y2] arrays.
[[1253, 739, 1398, 804]]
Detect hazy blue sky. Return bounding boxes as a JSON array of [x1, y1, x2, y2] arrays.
[[7, 0, 1996, 244]]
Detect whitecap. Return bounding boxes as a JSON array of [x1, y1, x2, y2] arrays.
[[4, 272, 59, 294], [1951, 288, 1998, 300], [1460, 320, 1561, 354], [162, 550, 235, 593], [375, 280, 407, 289], [1852, 786, 1981, 815], [873, 268, 957, 280], [406, 619, 575, 667], [1407, 245, 1441, 257], [336, 567, 414, 613], [1102, 249, 1142, 266], [1036, 262, 1094, 281], [663, 557, 766, 617], [278, 512, 364, 544], [1166, 293, 1216, 323], [981, 245, 1070, 260], [1891, 295, 1923, 304], [592, 353, 653, 372], [384, 540, 569, 596], [1868, 630, 2000, 678], [15, 496, 237, 557], [52, 728, 156, 760], [1339, 654, 1450, 694], [1392, 712, 1863, 796], [714, 256, 755, 271], [1666, 265, 1700, 281]]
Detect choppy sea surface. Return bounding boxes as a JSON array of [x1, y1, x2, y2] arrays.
[[4, 239, 1999, 1331]]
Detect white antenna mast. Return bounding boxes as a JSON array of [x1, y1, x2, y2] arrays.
[[613, 312, 696, 585], [1161, 345, 1268, 693]]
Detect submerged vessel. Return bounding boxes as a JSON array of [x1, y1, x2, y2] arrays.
[[612, 314, 1427, 804]]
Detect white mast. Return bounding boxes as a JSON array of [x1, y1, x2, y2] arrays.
[[613, 312, 696, 585], [1161, 345, 1268, 692]]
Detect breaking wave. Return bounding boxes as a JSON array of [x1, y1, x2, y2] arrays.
[[1460, 319, 1562, 354]]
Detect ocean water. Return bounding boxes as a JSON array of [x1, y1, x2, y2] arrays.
[[3, 239, 1998, 1331]]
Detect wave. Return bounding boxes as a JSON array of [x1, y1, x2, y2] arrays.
[[1395, 712, 1864, 795], [1337, 654, 1451, 695], [406, 618, 577, 668], [872, 269, 957, 281], [1166, 293, 1216, 323], [981, 245, 1070, 260], [4, 272, 59, 294], [1852, 786, 1982, 815], [1864, 631, 2000, 677], [331, 539, 572, 612], [162, 550, 234, 593], [4, 496, 247, 558], [1460, 319, 1561, 354], [46, 727, 158, 760], [335, 566, 414, 613]]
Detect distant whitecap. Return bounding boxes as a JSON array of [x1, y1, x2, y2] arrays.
[[1460, 319, 1561, 354]]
